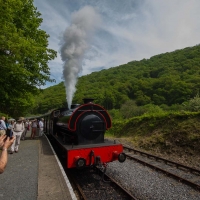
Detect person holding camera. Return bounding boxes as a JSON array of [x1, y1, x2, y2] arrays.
[[0, 135, 15, 173]]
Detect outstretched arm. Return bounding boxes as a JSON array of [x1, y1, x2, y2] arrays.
[[0, 136, 15, 174]]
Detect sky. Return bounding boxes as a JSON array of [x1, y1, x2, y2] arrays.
[[33, 0, 200, 89]]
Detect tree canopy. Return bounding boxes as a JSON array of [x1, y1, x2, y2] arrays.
[[0, 0, 57, 117]]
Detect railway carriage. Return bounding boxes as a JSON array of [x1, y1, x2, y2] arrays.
[[41, 98, 126, 169]]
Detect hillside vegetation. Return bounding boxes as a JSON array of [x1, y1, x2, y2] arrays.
[[33, 44, 200, 114], [108, 111, 200, 153], [107, 111, 200, 168]]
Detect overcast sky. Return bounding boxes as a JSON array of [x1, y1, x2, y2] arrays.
[[33, 0, 200, 88]]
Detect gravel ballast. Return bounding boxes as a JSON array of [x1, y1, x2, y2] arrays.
[[106, 159, 200, 200]]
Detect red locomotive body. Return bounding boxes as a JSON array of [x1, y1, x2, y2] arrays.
[[43, 98, 126, 169], [67, 144, 123, 168]]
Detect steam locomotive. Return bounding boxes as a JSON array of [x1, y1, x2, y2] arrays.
[[42, 98, 126, 169]]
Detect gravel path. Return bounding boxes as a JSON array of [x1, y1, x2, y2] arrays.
[[106, 159, 200, 200], [0, 131, 39, 200]]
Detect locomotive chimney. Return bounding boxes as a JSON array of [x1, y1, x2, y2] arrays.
[[83, 98, 95, 104], [71, 104, 80, 109]]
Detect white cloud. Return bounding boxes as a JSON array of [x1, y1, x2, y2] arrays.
[[34, 0, 200, 88]]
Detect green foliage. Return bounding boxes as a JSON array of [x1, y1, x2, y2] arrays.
[[32, 82, 66, 114], [0, 112, 8, 118], [120, 100, 146, 119], [107, 110, 200, 142], [0, 0, 57, 117], [160, 104, 185, 112], [142, 104, 164, 114], [108, 109, 123, 121], [182, 93, 200, 111], [107, 112, 200, 153]]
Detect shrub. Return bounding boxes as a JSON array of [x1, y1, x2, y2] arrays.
[[183, 93, 200, 111], [120, 100, 146, 119], [108, 109, 122, 120], [142, 104, 164, 114]]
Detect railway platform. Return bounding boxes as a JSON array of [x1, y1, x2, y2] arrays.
[[0, 131, 77, 200]]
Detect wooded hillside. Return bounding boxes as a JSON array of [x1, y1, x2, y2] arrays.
[[32, 44, 200, 115]]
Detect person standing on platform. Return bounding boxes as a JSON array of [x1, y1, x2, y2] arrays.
[[0, 116, 7, 136], [6, 120, 14, 137], [31, 119, 37, 139], [10, 117, 24, 154], [39, 118, 44, 137], [5, 118, 9, 129], [0, 135, 15, 173], [21, 119, 29, 140]]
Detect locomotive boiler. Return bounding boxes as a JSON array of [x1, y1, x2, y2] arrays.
[[43, 98, 126, 169]]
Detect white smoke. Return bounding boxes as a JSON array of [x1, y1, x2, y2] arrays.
[[60, 6, 101, 109]]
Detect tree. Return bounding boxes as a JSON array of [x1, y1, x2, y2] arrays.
[[0, 0, 57, 117], [135, 90, 151, 106], [102, 90, 115, 110], [120, 100, 145, 118], [183, 92, 200, 111]]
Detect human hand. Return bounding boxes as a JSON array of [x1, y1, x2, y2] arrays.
[[3, 136, 15, 149], [0, 135, 7, 148]]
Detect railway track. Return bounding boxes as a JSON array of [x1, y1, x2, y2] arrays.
[[68, 167, 138, 200], [123, 145, 200, 191]]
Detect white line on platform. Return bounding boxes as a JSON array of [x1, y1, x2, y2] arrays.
[[45, 135, 77, 200]]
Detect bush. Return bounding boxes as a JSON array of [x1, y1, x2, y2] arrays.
[[108, 109, 122, 120], [142, 104, 164, 114], [120, 100, 146, 119], [183, 93, 200, 111]]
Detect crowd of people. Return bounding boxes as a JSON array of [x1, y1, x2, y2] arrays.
[[0, 116, 44, 173]]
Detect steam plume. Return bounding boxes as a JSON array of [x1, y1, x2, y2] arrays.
[[60, 6, 101, 109]]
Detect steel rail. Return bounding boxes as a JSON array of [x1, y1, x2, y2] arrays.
[[68, 173, 88, 200], [106, 176, 138, 200], [123, 146, 200, 191], [123, 145, 200, 175], [69, 167, 138, 200], [97, 168, 138, 200]]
